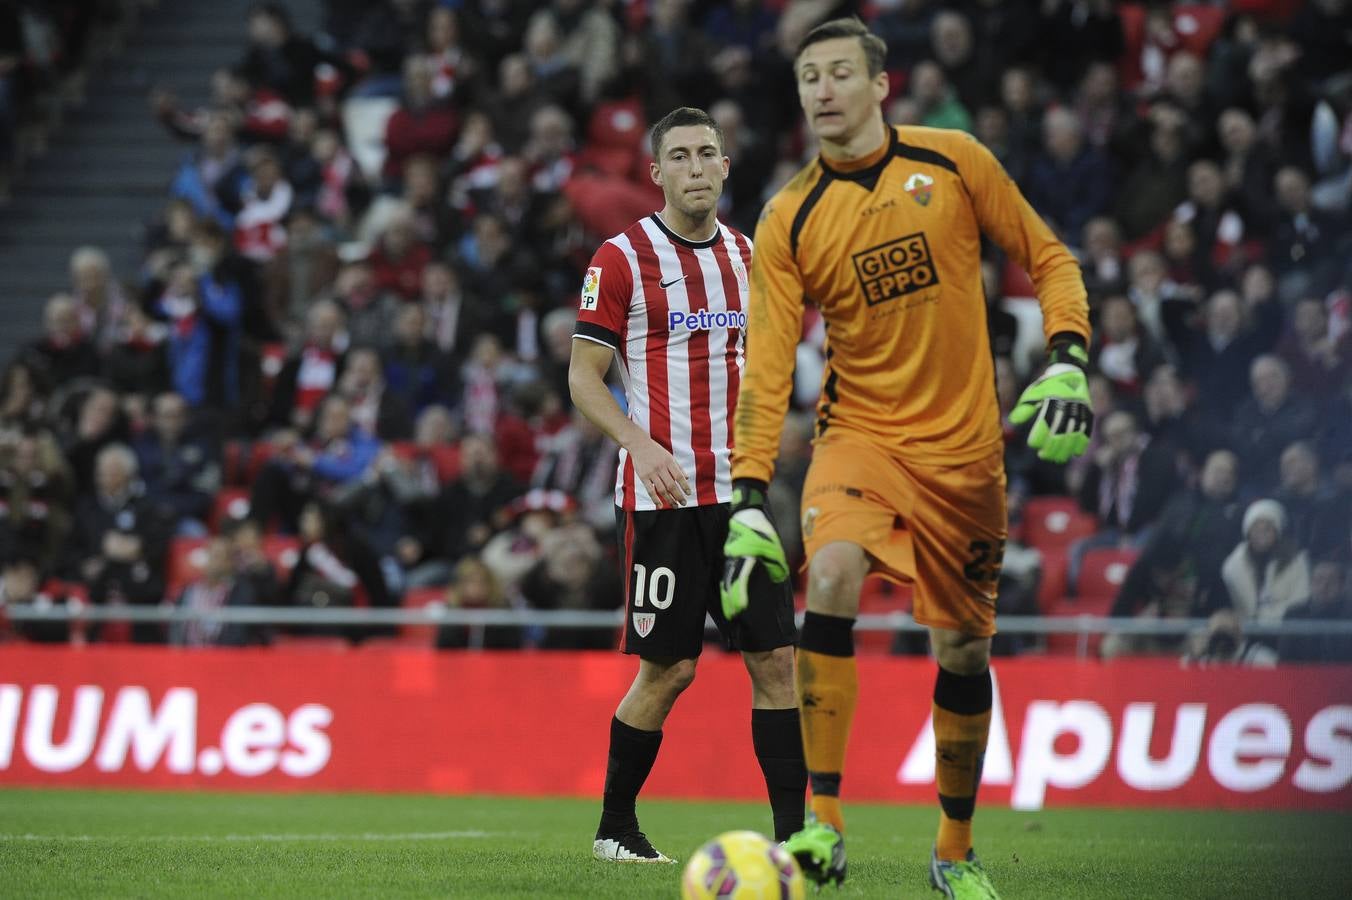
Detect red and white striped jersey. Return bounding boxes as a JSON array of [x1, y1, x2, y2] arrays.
[[574, 213, 753, 511]]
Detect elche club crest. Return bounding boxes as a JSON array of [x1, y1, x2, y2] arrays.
[[904, 173, 934, 207], [633, 612, 656, 638]]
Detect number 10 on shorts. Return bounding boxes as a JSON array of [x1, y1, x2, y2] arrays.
[[631, 564, 676, 609]]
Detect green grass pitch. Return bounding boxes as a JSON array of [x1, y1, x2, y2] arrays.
[[2, 789, 1349, 898]]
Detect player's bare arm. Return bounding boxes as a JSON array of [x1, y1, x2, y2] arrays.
[[566, 338, 690, 509]]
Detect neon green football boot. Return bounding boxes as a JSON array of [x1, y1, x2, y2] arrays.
[[929, 847, 1000, 898], [782, 816, 846, 887]]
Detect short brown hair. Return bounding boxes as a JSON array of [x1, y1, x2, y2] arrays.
[[650, 106, 725, 159], [796, 16, 887, 78]]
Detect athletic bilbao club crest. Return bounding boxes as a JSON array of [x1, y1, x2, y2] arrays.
[[904, 173, 934, 206], [731, 261, 748, 290], [633, 612, 655, 637], [580, 267, 601, 310]]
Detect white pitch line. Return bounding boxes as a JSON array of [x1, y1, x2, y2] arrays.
[[0, 830, 494, 842]]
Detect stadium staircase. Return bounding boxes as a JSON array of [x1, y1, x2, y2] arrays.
[[0, 0, 322, 365]]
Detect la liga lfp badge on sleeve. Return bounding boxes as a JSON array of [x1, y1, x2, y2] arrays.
[[580, 267, 601, 310], [633, 612, 655, 637], [904, 173, 934, 206]]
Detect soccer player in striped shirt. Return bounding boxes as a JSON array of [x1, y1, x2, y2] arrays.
[[570, 107, 806, 864]]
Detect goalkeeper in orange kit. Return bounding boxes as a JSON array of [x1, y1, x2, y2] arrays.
[[718, 16, 1092, 899]]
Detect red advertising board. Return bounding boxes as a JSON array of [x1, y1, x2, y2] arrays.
[[1, 646, 1349, 810]]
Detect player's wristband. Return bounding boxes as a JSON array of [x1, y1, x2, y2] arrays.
[[1047, 333, 1089, 370], [731, 479, 769, 511]]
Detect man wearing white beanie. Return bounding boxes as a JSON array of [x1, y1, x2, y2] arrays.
[[1221, 498, 1311, 624]]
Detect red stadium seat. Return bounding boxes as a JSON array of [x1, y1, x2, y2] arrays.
[[165, 537, 209, 598], [400, 586, 446, 645], [1044, 592, 1115, 657], [1036, 547, 1070, 614], [209, 488, 251, 533], [1077, 547, 1139, 600], [1021, 496, 1098, 552]]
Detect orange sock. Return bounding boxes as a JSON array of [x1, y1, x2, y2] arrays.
[[932, 667, 993, 861], [797, 647, 857, 833]]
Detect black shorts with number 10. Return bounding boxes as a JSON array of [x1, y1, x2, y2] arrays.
[[616, 503, 798, 659]]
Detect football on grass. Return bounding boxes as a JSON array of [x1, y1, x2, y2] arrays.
[[680, 830, 805, 899]]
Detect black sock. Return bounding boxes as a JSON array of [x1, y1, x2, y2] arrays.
[[597, 716, 663, 838], [752, 707, 808, 841]]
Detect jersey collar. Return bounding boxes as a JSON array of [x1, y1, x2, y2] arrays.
[[650, 213, 722, 249]]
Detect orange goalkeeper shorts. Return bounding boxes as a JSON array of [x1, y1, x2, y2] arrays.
[[799, 431, 1007, 637]]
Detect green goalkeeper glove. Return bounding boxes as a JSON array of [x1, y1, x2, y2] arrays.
[[1009, 337, 1095, 464], [720, 479, 789, 619]]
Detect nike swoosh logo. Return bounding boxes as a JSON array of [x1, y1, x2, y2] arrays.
[[659, 276, 687, 289]]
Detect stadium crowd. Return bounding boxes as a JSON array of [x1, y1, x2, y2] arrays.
[[0, 0, 1349, 661]]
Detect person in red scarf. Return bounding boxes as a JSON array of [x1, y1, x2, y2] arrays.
[[269, 299, 347, 431]]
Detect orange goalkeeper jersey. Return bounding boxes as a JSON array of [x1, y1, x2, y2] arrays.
[[732, 125, 1090, 484]]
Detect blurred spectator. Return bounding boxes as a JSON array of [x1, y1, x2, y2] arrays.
[[1139, 448, 1244, 596], [1089, 295, 1166, 399], [336, 346, 413, 441], [1114, 106, 1190, 240], [405, 432, 523, 586], [1275, 441, 1349, 561], [1162, 287, 1280, 420], [526, 0, 619, 106], [1079, 216, 1126, 298], [481, 488, 575, 598], [1023, 106, 1111, 240], [226, 517, 281, 606], [1183, 608, 1278, 667], [522, 521, 618, 650], [24, 294, 100, 387], [1171, 159, 1253, 285], [421, 260, 492, 360], [330, 260, 398, 349], [1221, 499, 1311, 625], [1276, 296, 1351, 404], [0, 428, 73, 572], [436, 555, 523, 650], [0, 555, 76, 644], [101, 305, 170, 402], [1230, 355, 1319, 492], [0, 360, 50, 438], [1279, 559, 1352, 663], [167, 108, 247, 228], [232, 145, 292, 263], [240, 2, 324, 107], [285, 500, 389, 635], [68, 444, 169, 641], [906, 60, 972, 134], [250, 394, 379, 533], [1073, 409, 1178, 571], [69, 247, 131, 353], [1102, 540, 1222, 661], [134, 392, 220, 536], [367, 204, 433, 302], [531, 407, 618, 534], [169, 536, 257, 647], [1217, 107, 1276, 225], [382, 54, 458, 183], [270, 205, 341, 337], [1268, 165, 1346, 303], [64, 386, 131, 498], [1035, 0, 1124, 94], [153, 259, 243, 409], [270, 299, 347, 431], [383, 303, 459, 416]]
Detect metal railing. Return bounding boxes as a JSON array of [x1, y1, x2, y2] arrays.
[[5, 603, 1351, 658]]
